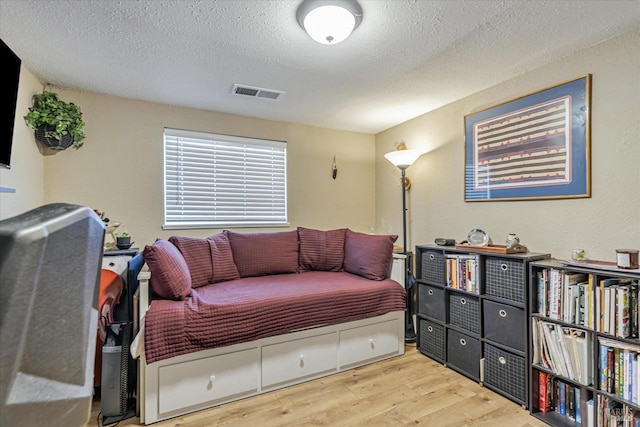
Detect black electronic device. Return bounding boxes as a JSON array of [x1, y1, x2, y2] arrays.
[[0, 38, 21, 169], [435, 238, 456, 246]]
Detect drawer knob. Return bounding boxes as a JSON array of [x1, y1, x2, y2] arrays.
[[428, 289, 434, 295], [501, 263, 508, 271], [209, 375, 216, 383], [299, 354, 305, 368], [369, 338, 375, 349], [499, 356, 507, 365], [499, 309, 507, 318], [427, 326, 433, 332], [459, 338, 466, 346], [429, 254, 435, 260], [460, 298, 466, 305]]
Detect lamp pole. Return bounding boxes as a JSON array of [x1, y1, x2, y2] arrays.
[[401, 168, 416, 343]]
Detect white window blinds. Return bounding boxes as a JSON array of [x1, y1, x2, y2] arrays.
[[164, 129, 288, 229]]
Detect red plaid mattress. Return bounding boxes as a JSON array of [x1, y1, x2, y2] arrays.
[[144, 271, 406, 364]]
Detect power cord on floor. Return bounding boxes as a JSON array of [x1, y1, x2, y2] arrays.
[[97, 411, 122, 427]]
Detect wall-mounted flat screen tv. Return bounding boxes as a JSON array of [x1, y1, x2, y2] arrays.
[[1, 38, 22, 170]]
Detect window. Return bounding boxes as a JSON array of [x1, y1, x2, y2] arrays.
[[164, 128, 287, 229]]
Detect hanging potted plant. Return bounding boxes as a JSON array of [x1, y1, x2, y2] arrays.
[[23, 91, 86, 150]]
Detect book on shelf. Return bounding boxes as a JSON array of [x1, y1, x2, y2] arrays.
[[532, 318, 593, 385], [598, 337, 640, 405], [445, 254, 479, 293], [585, 398, 594, 427], [537, 270, 548, 316], [539, 370, 552, 413], [548, 268, 562, 320]]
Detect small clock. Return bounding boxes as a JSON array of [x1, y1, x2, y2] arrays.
[[467, 229, 490, 247]]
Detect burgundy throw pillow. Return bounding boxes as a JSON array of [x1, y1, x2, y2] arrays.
[[343, 229, 398, 280], [226, 230, 299, 277], [206, 233, 240, 283], [298, 227, 346, 272], [143, 239, 192, 300], [168, 235, 212, 288]]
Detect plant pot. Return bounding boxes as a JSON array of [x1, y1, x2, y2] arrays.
[[34, 124, 74, 150], [116, 236, 132, 250]]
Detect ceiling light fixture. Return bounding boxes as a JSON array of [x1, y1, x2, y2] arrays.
[[296, 0, 363, 45]]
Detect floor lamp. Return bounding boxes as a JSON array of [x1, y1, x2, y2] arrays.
[[384, 145, 423, 343]]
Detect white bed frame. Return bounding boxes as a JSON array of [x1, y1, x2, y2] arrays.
[[135, 254, 407, 425]]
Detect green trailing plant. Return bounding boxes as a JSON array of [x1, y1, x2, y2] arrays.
[[23, 91, 86, 149]]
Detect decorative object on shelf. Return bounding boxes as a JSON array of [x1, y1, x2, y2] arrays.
[[505, 233, 520, 248], [571, 248, 586, 262], [464, 75, 591, 202], [616, 248, 639, 269], [23, 90, 86, 150], [115, 232, 133, 250], [384, 142, 424, 343], [466, 229, 490, 247], [296, 0, 363, 45]]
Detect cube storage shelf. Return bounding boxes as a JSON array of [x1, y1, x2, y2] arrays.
[[528, 259, 640, 426], [415, 244, 549, 407]]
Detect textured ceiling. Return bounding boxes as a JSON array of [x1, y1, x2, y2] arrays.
[[1, 0, 639, 134]]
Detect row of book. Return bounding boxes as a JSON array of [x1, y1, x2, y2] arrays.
[[596, 278, 639, 338], [536, 268, 640, 339], [599, 338, 640, 404], [538, 371, 594, 425], [445, 254, 479, 294], [536, 268, 594, 327], [598, 394, 640, 427], [532, 318, 593, 385]]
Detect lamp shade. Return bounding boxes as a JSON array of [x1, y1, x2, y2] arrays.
[[384, 149, 423, 170], [297, 0, 363, 45]]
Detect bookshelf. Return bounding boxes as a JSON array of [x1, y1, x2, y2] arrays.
[[415, 244, 549, 407], [529, 259, 640, 426]]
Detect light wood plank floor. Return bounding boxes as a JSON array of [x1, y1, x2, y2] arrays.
[[88, 345, 547, 427]]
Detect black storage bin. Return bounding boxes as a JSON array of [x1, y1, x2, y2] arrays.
[[417, 283, 446, 321], [446, 329, 480, 380], [482, 300, 525, 351], [483, 344, 526, 403], [484, 257, 525, 303], [421, 250, 445, 283], [418, 319, 445, 362], [448, 293, 480, 335]]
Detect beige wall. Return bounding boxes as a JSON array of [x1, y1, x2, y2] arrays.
[[38, 92, 376, 247], [0, 66, 45, 219], [376, 27, 640, 261]]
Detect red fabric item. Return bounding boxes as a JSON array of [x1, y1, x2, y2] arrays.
[[95, 269, 123, 386], [143, 271, 406, 364], [169, 235, 212, 288], [143, 240, 192, 300], [226, 230, 299, 277], [298, 227, 346, 272], [343, 229, 398, 280]]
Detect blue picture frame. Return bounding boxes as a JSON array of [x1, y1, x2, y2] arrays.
[[464, 75, 591, 201]]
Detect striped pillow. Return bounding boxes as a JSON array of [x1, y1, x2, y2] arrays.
[[168, 236, 212, 288], [226, 230, 299, 277], [298, 227, 346, 272], [143, 239, 192, 300], [207, 233, 240, 283], [343, 229, 397, 280]]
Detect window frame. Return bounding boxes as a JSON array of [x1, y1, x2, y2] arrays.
[[163, 128, 289, 230]]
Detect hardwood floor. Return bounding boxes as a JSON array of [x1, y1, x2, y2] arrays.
[[88, 345, 547, 427]]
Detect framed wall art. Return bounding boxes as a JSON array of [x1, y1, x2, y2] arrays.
[[464, 75, 591, 201]]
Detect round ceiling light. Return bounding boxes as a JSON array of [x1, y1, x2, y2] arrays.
[[296, 0, 363, 45]]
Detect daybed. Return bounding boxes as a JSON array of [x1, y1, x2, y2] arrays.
[[135, 227, 407, 424]]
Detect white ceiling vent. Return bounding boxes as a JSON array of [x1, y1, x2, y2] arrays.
[[232, 84, 284, 100]]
